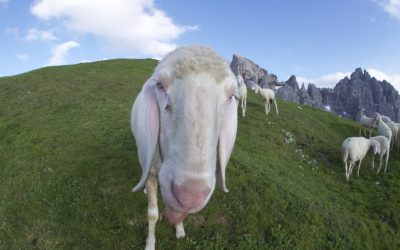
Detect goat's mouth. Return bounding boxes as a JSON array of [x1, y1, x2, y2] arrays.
[[164, 206, 188, 226], [168, 182, 211, 213]]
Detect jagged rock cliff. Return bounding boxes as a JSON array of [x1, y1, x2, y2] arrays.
[[276, 68, 400, 122], [230, 54, 400, 122], [230, 54, 282, 89]]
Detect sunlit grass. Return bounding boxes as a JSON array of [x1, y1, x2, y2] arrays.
[[1, 59, 399, 249]]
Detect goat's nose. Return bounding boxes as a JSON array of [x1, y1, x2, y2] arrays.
[[172, 181, 211, 210]]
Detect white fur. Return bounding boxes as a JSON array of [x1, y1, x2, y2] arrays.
[[380, 115, 392, 123], [370, 136, 390, 173], [131, 45, 238, 250], [385, 122, 398, 150], [359, 114, 377, 137], [341, 137, 380, 181], [236, 74, 247, 117], [252, 85, 278, 115], [374, 114, 393, 145]]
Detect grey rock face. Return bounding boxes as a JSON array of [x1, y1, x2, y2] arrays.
[[230, 54, 281, 89], [277, 68, 400, 122], [229, 54, 400, 122]]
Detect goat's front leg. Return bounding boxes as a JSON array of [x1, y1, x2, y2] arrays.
[[357, 160, 363, 176], [145, 175, 158, 250], [264, 102, 268, 115], [243, 97, 247, 116], [241, 98, 246, 117]]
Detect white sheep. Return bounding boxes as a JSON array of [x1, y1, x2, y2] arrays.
[[252, 85, 278, 115], [131, 45, 238, 250], [374, 114, 392, 144], [341, 137, 380, 181], [359, 114, 377, 137], [369, 136, 390, 173], [236, 74, 247, 117]]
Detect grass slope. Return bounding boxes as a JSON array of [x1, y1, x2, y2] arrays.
[[1, 59, 399, 249]]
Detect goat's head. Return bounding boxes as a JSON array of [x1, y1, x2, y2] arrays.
[[370, 139, 381, 155], [251, 85, 259, 93], [131, 45, 238, 225]]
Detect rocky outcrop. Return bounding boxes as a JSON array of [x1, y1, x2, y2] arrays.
[[276, 68, 400, 122], [229, 54, 400, 122], [230, 54, 282, 89]]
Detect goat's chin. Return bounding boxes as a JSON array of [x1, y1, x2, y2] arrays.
[[164, 206, 188, 226]]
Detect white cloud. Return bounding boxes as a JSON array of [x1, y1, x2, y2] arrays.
[[0, 0, 9, 4], [297, 72, 351, 89], [31, 0, 197, 58], [4, 27, 19, 37], [46, 41, 80, 66], [298, 68, 400, 93], [16, 54, 30, 62], [24, 28, 57, 41], [376, 0, 400, 20]]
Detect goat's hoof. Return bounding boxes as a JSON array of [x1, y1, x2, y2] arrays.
[[176, 228, 186, 239]]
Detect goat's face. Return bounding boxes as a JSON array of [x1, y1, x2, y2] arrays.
[[131, 46, 238, 226]]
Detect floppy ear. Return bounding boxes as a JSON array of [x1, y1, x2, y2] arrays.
[[217, 97, 238, 193], [371, 140, 381, 155], [131, 79, 160, 192]]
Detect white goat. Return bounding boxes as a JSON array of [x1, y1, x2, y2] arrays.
[[359, 114, 377, 137], [131, 45, 238, 250], [369, 136, 390, 173], [385, 122, 398, 150], [341, 137, 380, 181], [252, 85, 278, 115], [380, 115, 392, 123], [236, 74, 247, 117], [375, 114, 392, 144]]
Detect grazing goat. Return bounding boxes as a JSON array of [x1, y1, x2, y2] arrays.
[[385, 122, 398, 150], [131, 45, 238, 250], [252, 85, 278, 115], [374, 114, 392, 144], [341, 137, 380, 181], [370, 136, 390, 174], [236, 74, 247, 117], [359, 113, 377, 137]]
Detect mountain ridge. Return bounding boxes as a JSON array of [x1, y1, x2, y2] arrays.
[[230, 55, 400, 122]]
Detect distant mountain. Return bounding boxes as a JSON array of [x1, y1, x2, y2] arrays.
[[276, 68, 400, 122], [230, 54, 283, 89], [230, 54, 400, 122]]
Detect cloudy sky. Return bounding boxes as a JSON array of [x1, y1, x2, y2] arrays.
[[1, 0, 400, 91]]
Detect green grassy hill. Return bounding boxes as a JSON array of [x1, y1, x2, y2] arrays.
[[1, 59, 399, 249]]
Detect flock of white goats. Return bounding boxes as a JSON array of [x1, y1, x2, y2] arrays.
[[236, 70, 400, 183], [342, 112, 399, 181], [131, 45, 398, 249]]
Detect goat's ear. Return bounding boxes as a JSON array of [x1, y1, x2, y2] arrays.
[[371, 140, 381, 154], [131, 79, 160, 192], [217, 96, 238, 193]]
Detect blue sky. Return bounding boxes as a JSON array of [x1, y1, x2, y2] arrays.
[[1, 0, 400, 91]]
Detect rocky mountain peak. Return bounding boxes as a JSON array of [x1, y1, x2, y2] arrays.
[[275, 67, 400, 122], [229, 52, 400, 122], [230, 54, 283, 89]]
